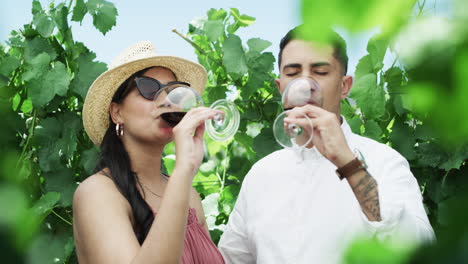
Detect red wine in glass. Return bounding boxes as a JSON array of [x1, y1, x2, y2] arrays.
[[160, 112, 186, 127]]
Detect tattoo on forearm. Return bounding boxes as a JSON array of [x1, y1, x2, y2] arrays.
[[351, 172, 381, 221]]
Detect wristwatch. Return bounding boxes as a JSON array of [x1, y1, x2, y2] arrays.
[[336, 149, 368, 180]]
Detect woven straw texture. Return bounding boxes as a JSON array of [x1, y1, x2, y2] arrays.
[[82, 41, 207, 145]]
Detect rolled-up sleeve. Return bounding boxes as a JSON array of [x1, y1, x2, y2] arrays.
[[359, 148, 435, 243], [218, 174, 255, 264]]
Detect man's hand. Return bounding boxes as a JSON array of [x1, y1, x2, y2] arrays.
[[284, 104, 354, 167], [284, 105, 382, 221]]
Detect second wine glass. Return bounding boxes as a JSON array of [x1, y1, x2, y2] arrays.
[[273, 77, 321, 150]]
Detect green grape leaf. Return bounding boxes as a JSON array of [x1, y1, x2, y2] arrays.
[[222, 34, 248, 80], [347, 116, 362, 134], [417, 143, 443, 169], [23, 52, 51, 82], [37, 143, 62, 172], [243, 71, 270, 99], [249, 52, 275, 72], [58, 113, 82, 159], [247, 38, 272, 53], [384, 67, 403, 94], [367, 35, 388, 71], [253, 127, 281, 160], [204, 85, 228, 104], [163, 155, 176, 175], [52, 5, 69, 31], [234, 132, 254, 152], [72, 0, 87, 22], [34, 118, 62, 172], [243, 52, 275, 98], [31, 192, 61, 220], [7, 30, 26, 48], [390, 119, 416, 160], [344, 236, 414, 264], [219, 184, 240, 215], [439, 145, 468, 171], [33, 12, 56, 38], [80, 147, 100, 175], [204, 20, 224, 42], [0, 54, 20, 77], [32, 0, 42, 15], [27, 231, 74, 264], [207, 8, 227, 21], [0, 74, 8, 88], [28, 61, 70, 107], [349, 73, 385, 119], [417, 143, 468, 172], [364, 120, 382, 141], [20, 98, 33, 113], [0, 185, 29, 226], [227, 156, 253, 179], [341, 100, 356, 120], [34, 117, 61, 141], [393, 95, 406, 116], [24, 37, 57, 61], [301, 0, 414, 41], [43, 168, 77, 207], [226, 22, 240, 34], [229, 8, 255, 27], [354, 54, 373, 80], [86, 0, 118, 35], [70, 52, 107, 99]]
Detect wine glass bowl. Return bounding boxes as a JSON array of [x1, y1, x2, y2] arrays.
[[205, 99, 240, 142], [153, 84, 239, 141], [155, 85, 204, 127], [273, 77, 321, 149]]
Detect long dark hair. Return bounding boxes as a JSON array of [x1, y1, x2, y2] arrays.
[[95, 67, 154, 244]]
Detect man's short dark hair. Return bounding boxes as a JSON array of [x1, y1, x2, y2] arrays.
[[278, 25, 349, 75]]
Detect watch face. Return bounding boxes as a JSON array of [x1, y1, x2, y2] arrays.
[[354, 149, 368, 169]]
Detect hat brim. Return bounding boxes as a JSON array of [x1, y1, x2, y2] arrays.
[[83, 56, 207, 145]]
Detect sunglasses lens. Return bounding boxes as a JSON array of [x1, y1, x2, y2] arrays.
[[136, 77, 160, 100]]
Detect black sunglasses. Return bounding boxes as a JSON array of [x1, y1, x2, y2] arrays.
[[134, 76, 191, 100]]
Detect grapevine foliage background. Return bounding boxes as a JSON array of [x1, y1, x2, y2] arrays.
[[0, 0, 467, 263]]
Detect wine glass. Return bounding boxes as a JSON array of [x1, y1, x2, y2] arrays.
[[273, 77, 321, 150], [154, 84, 240, 142]]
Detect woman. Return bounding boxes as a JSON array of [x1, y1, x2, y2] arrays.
[[73, 41, 225, 264]]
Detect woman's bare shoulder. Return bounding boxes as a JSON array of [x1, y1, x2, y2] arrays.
[[73, 171, 129, 213]]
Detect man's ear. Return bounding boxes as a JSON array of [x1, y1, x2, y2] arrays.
[[275, 78, 282, 94], [341, 75, 353, 99], [110, 102, 123, 124]]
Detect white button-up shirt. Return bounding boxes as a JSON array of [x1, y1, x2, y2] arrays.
[[219, 118, 435, 264]]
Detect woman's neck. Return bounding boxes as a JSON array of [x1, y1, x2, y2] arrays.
[[123, 139, 166, 186]]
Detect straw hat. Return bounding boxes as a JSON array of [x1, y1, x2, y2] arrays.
[[82, 41, 207, 145]]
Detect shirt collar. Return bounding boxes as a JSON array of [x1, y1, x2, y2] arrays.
[[340, 115, 353, 139]]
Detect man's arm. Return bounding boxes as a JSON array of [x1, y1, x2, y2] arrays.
[[347, 170, 381, 221], [285, 105, 433, 241]]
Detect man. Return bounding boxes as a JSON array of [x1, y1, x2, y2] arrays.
[[218, 26, 435, 264]]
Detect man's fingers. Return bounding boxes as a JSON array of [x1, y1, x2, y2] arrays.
[[284, 117, 313, 134]]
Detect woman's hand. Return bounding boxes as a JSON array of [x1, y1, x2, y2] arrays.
[[172, 107, 221, 178]]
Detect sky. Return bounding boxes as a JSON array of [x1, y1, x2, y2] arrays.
[[0, 0, 378, 76], [0, 0, 452, 76]]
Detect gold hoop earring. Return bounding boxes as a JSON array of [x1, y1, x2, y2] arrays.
[[116, 123, 124, 137]]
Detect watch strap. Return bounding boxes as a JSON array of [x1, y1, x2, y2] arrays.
[[336, 157, 366, 180]]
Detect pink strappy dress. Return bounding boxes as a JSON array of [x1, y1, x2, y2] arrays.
[[154, 207, 225, 264]]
